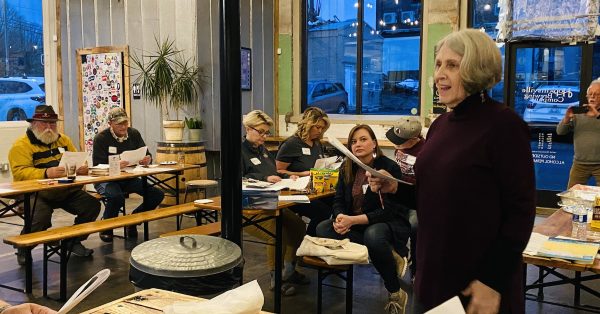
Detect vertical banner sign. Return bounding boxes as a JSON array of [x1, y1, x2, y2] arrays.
[[76, 46, 131, 153], [530, 127, 573, 191]]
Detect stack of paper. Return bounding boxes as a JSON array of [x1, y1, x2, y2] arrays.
[[536, 237, 600, 264], [278, 195, 310, 203], [89, 164, 109, 176]]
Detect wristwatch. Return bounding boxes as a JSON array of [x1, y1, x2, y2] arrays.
[[0, 304, 12, 313]]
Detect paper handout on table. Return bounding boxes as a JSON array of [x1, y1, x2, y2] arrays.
[[163, 280, 264, 314], [523, 232, 550, 256], [279, 194, 310, 203], [425, 296, 465, 314], [58, 268, 110, 314], [270, 176, 311, 191], [58, 151, 88, 169], [327, 136, 413, 185], [536, 236, 600, 264], [120, 146, 148, 165]]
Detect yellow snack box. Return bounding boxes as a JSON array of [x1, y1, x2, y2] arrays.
[[592, 195, 600, 230], [310, 169, 339, 193]]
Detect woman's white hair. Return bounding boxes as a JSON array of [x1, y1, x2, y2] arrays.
[[435, 29, 502, 94]]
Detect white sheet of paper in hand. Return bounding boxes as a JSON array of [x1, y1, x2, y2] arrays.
[[425, 296, 465, 314], [58, 151, 89, 169], [120, 146, 147, 165], [57, 269, 110, 314], [327, 136, 413, 186]]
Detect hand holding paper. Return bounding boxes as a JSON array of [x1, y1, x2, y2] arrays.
[[120, 146, 148, 166], [58, 152, 88, 170]]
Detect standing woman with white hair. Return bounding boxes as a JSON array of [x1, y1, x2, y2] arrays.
[[415, 29, 535, 313], [369, 29, 535, 313]]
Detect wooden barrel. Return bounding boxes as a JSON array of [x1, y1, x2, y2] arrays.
[[156, 141, 207, 205]]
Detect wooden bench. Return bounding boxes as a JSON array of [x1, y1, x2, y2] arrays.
[[87, 191, 129, 238], [3, 202, 202, 301], [160, 222, 221, 237], [301, 256, 354, 314]]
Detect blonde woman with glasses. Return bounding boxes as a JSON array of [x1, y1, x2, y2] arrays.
[[241, 110, 310, 295]]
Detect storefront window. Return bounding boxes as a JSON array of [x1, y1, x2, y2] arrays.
[[470, 0, 504, 103], [0, 0, 45, 121], [305, 0, 422, 115]]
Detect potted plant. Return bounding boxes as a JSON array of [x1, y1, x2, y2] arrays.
[[185, 117, 203, 141], [130, 37, 205, 141]]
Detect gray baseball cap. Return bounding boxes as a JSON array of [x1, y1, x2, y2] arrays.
[[386, 117, 422, 145], [108, 107, 129, 124]]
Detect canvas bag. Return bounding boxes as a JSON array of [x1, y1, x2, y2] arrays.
[[296, 235, 369, 265]]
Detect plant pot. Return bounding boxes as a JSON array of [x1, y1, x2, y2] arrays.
[[163, 120, 185, 141], [188, 129, 202, 141]]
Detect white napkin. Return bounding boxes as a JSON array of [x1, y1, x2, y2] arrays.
[[163, 280, 264, 314]]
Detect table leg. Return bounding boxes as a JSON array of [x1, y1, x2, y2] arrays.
[[142, 178, 149, 241], [574, 271, 581, 306], [23, 193, 32, 294], [274, 213, 282, 313], [176, 172, 181, 230]]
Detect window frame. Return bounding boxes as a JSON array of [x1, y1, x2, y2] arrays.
[[301, 0, 424, 116]]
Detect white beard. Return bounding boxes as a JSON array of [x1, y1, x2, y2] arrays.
[[31, 127, 59, 145]]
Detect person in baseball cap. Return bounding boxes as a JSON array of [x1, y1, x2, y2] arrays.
[[93, 106, 164, 242], [385, 117, 422, 146], [385, 117, 424, 280], [107, 107, 129, 124]]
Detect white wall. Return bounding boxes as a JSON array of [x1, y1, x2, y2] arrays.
[[0, 122, 29, 183], [60, 0, 275, 152]]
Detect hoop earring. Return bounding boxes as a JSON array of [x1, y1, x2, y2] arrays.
[[372, 149, 377, 159]]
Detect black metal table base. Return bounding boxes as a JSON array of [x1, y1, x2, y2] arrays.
[[43, 241, 73, 301], [525, 264, 600, 313]]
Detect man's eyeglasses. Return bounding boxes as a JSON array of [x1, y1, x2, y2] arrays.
[[250, 126, 271, 137]]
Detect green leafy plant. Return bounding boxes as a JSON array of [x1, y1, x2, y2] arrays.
[[184, 117, 203, 129], [130, 37, 206, 119]]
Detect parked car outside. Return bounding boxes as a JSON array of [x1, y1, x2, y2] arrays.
[[0, 77, 46, 121], [307, 81, 349, 114], [522, 84, 579, 123], [395, 79, 419, 93]]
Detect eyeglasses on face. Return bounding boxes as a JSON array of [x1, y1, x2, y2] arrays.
[[250, 126, 271, 136]]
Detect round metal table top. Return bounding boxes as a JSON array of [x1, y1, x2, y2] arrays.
[[130, 235, 242, 278]]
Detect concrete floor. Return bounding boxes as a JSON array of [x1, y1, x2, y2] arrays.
[[0, 195, 598, 313]]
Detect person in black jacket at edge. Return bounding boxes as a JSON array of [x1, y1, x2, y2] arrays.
[[241, 110, 310, 296], [316, 124, 415, 314]]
